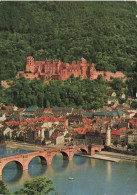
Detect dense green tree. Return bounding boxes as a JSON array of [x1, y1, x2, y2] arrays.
[[0, 77, 109, 110], [109, 78, 125, 97], [131, 102, 137, 109], [0, 180, 10, 195], [126, 72, 137, 98], [14, 176, 54, 195]]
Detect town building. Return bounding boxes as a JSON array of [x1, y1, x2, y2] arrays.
[[128, 130, 137, 145]]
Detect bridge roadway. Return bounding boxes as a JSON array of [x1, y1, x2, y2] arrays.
[[0, 145, 104, 176]]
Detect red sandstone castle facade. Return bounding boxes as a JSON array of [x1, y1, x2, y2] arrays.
[[17, 56, 125, 82]]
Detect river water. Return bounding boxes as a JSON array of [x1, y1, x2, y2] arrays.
[[0, 146, 137, 195]]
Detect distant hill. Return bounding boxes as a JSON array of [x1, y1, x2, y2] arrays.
[[0, 1, 136, 80]]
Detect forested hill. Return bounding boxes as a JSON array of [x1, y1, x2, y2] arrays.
[[0, 2, 137, 80]]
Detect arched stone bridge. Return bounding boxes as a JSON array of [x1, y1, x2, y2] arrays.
[[0, 145, 104, 176]]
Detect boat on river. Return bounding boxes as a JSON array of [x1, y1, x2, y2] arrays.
[[68, 177, 74, 180]]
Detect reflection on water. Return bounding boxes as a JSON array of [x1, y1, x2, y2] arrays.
[[1, 147, 137, 195], [107, 161, 111, 182], [2, 162, 23, 183], [91, 158, 95, 168], [28, 157, 47, 177], [73, 155, 87, 166], [52, 153, 69, 172]]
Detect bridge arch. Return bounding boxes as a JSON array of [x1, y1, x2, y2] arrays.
[[28, 155, 47, 168], [28, 155, 47, 177], [79, 148, 88, 153], [51, 151, 69, 163], [1, 160, 23, 177], [51, 151, 69, 172], [74, 147, 88, 156], [60, 151, 69, 160]]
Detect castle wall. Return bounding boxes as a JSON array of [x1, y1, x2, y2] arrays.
[[18, 56, 125, 82]]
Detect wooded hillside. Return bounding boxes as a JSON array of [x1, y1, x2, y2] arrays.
[[0, 2, 137, 80]]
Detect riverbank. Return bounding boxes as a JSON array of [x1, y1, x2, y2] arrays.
[[80, 151, 137, 163], [99, 151, 137, 162], [0, 141, 46, 151], [0, 141, 64, 151], [81, 154, 121, 162]]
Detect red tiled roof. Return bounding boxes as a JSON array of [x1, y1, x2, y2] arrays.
[[36, 127, 42, 131], [5, 116, 67, 127], [43, 119, 48, 123], [18, 108, 25, 111], [83, 118, 92, 125], [119, 127, 127, 131], [111, 130, 120, 135], [129, 119, 137, 126], [20, 121, 27, 125], [6, 121, 19, 126], [57, 117, 67, 122], [74, 127, 92, 135]]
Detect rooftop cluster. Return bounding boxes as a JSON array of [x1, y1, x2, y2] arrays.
[[0, 103, 137, 149]]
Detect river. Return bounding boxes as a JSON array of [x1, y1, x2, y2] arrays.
[[0, 146, 137, 195]]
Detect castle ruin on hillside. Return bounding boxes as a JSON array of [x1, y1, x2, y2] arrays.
[[17, 56, 125, 82]]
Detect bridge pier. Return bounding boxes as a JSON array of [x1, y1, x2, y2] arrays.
[[23, 163, 29, 171], [91, 148, 95, 155], [46, 154, 53, 165], [68, 152, 74, 161]]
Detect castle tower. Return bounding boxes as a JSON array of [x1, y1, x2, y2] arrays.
[[26, 56, 35, 73], [57, 59, 61, 73], [104, 72, 110, 81], [80, 57, 87, 78], [89, 63, 97, 80]]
